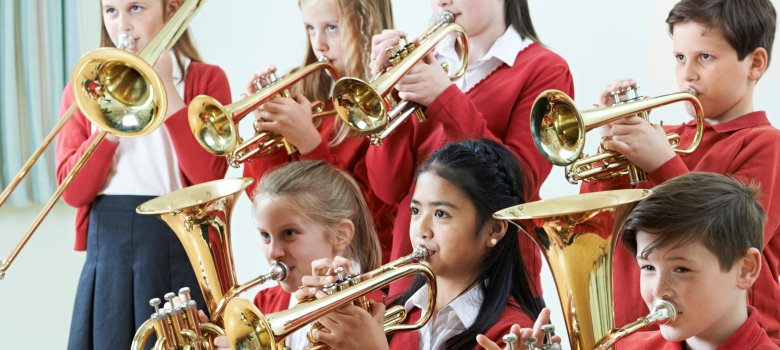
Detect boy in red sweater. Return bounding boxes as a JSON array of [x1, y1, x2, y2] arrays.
[[616, 172, 776, 349], [582, 0, 780, 341]]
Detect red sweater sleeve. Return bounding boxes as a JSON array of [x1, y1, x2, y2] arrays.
[[426, 56, 574, 200], [167, 64, 231, 186], [55, 83, 120, 207]]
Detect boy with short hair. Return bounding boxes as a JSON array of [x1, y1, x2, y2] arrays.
[[617, 172, 776, 349], [582, 0, 780, 341]]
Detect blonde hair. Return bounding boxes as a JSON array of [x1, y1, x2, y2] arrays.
[[295, 0, 394, 146], [253, 160, 382, 271], [99, 0, 202, 74]]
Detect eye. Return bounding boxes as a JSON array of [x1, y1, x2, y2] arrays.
[[282, 229, 298, 239], [259, 231, 271, 243], [410, 206, 420, 215], [305, 24, 315, 33], [434, 209, 449, 218], [674, 54, 685, 62], [104, 7, 117, 15], [130, 5, 143, 12], [699, 53, 712, 61], [326, 24, 338, 32], [639, 264, 656, 272], [673, 266, 692, 273]]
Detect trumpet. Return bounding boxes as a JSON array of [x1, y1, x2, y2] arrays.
[[223, 246, 436, 350], [494, 189, 659, 349], [188, 59, 339, 167], [502, 324, 561, 350], [0, 0, 204, 279], [131, 178, 289, 349], [332, 10, 469, 146], [530, 86, 704, 185]]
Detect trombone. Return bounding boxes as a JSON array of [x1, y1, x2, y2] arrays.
[[0, 0, 204, 279], [188, 59, 339, 167], [530, 86, 704, 185], [332, 10, 469, 146]]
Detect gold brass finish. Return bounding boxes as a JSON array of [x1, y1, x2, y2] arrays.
[[332, 10, 469, 146], [0, 0, 205, 279], [188, 59, 339, 167], [593, 300, 676, 350], [494, 189, 652, 350], [530, 88, 704, 185], [224, 247, 436, 349]]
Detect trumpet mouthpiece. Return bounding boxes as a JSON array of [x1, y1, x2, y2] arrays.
[[649, 300, 677, 325], [117, 33, 135, 51], [270, 261, 289, 282]]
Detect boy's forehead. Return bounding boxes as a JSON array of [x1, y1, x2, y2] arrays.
[[671, 21, 730, 47], [635, 230, 711, 260]]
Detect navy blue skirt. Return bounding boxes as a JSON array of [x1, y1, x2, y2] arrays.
[[68, 195, 207, 350]]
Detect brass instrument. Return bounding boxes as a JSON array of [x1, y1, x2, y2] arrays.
[[305, 245, 429, 350], [332, 10, 469, 146], [530, 87, 704, 185], [132, 178, 289, 349], [494, 189, 677, 350], [188, 59, 339, 167], [223, 246, 436, 349], [0, 0, 205, 279], [592, 300, 676, 350]]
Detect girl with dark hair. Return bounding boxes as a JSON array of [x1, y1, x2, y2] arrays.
[[296, 139, 545, 350], [365, 0, 575, 296], [56, 0, 231, 348]]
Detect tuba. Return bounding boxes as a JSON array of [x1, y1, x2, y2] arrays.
[[223, 246, 436, 349], [530, 87, 704, 185], [131, 178, 288, 349], [188, 59, 339, 167], [0, 0, 204, 279], [332, 10, 469, 146], [494, 189, 676, 350]]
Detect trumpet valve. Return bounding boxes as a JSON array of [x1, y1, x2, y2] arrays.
[[503, 333, 518, 350], [522, 336, 538, 350]]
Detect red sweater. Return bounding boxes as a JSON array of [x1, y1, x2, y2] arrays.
[[55, 62, 231, 251], [581, 111, 780, 342], [616, 307, 779, 350], [389, 301, 534, 350], [366, 43, 574, 295], [242, 115, 397, 263], [253, 285, 291, 314]]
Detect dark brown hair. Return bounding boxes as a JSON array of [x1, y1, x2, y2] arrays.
[[621, 172, 765, 271], [667, 0, 776, 66], [506, 0, 541, 43]]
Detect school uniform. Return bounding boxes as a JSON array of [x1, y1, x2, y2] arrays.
[[242, 110, 397, 263], [616, 306, 779, 349], [56, 54, 231, 349], [389, 284, 535, 350], [582, 111, 780, 343], [366, 26, 575, 296]]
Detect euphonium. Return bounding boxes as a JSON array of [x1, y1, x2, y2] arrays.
[[332, 10, 469, 146], [131, 178, 288, 349], [223, 246, 436, 350], [0, 0, 204, 280], [494, 189, 676, 350], [188, 59, 339, 167], [530, 86, 704, 185]]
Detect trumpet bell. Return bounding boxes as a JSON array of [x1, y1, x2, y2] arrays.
[[188, 94, 237, 156], [332, 77, 387, 134], [530, 90, 585, 166], [72, 47, 167, 137]]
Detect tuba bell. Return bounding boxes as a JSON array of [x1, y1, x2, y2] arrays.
[[332, 10, 469, 146], [494, 189, 676, 349], [0, 0, 204, 279], [223, 246, 436, 350], [131, 178, 288, 349], [188, 59, 339, 167], [530, 87, 704, 185]]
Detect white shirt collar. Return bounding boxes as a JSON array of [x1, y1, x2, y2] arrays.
[[405, 282, 484, 329], [436, 25, 532, 68], [171, 51, 190, 87]]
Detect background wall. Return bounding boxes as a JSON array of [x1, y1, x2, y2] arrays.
[[2, 0, 778, 347]]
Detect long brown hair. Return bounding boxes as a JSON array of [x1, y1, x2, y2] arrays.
[[253, 160, 382, 272], [99, 0, 202, 74], [295, 0, 394, 146]]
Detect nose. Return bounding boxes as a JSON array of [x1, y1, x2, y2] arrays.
[[267, 238, 285, 261], [652, 272, 675, 300], [118, 12, 133, 32], [681, 60, 699, 83], [411, 212, 434, 241], [311, 30, 329, 56], [436, 0, 453, 7]]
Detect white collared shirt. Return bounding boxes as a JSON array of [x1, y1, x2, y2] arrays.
[[405, 283, 484, 350], [98, 51, 188, 196], [436, 25, 533, 92]]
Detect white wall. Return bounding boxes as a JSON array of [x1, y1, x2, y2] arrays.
[[2, 0, 778, 347]]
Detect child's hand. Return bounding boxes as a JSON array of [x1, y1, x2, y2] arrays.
[[476, 308, 561, 350], [310, 301, 389, 350], [213, 335, 230, 350], [153, 50, 185, 118], [245, 66, 278, 95], [370, 29, 408, 76], [603, 115, 676, 173], [253, 93, 322, 154], [394, 52, 452, 107], [598, 79, 638, 107], [293, 256, 355, 302]]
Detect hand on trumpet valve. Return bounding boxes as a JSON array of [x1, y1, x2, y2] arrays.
[[476, 308, 561, 350], [602, 114, 676, 173], [370, 29, 408, 76], [246, 65, 279, 95], [599, 78, 639, 107], [393, 52, 451, 107]]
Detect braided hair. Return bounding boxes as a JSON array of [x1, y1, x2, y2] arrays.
[[389, 138, 542, 350]]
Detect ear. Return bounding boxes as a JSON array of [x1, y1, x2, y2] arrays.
[[747, 47, 768, 81], [165, 0, 182, 20], [331, 219, 356, 253], [736, 247, 762, 290], [484, 219, 508, 248]]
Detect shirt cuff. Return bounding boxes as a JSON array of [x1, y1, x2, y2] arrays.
[[648, 155, 688, 184]]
